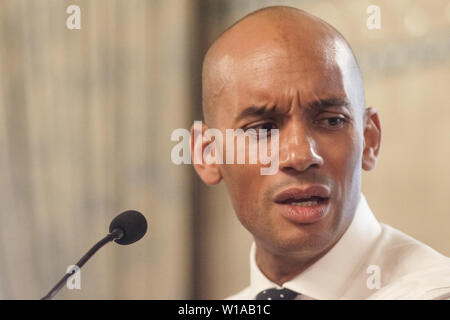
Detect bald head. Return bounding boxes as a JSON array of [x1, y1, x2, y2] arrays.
[[202, 6, 365, 126], [194, 7, 382, 269]]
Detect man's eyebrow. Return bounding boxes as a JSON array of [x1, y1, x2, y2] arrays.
[[307, 97, 350, 110], [234, 97, 350, 123], [234, 105, 278, 123]]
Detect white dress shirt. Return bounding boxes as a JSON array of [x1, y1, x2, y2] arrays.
[[227, 194, 450, 300]]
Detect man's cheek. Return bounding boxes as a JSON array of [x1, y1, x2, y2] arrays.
[[327, 138, 358, 168]]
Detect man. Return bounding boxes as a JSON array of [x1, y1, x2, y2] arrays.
[[191, 6, 450, 299]]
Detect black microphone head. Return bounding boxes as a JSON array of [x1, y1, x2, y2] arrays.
[[109, 210, 147, 245]]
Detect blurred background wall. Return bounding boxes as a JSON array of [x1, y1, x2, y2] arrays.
[[0, 0, 449, 299]]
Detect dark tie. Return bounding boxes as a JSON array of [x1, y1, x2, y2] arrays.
[[255, 287, 300, 300]]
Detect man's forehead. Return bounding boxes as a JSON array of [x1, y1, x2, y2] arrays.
[[234, 42, 339, 82], [216, 41, 348, 107], [208, 23, 346, 98]]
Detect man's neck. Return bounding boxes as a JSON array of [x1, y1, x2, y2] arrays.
[[254, 243, 333, 286]]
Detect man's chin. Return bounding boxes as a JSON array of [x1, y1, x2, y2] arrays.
[[260, 215, 338, 256]]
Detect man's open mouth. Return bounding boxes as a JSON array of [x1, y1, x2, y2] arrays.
[[278, 196, 328, 207], [273, 185, 331, 224], [273, 185, 331, 206]]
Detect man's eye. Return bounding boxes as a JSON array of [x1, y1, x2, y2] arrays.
[[317, 117, 346, 129], [248, 122, 277, 131], [245, 122, 278, 138]]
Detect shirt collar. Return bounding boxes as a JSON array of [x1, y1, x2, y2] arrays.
[[248, 193, 382, 300]]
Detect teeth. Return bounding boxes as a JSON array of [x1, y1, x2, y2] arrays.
[[290, 200, 319, 207]]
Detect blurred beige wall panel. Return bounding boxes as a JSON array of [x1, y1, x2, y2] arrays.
[[0, 0, 194, 299], [363, 60, 450, 257]]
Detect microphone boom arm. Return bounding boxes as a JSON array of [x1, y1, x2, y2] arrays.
[[41, 228, 124, 300]]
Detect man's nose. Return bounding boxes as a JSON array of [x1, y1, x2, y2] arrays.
[[278, 123, 324, 173]]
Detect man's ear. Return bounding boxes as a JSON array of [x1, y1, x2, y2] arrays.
[[362, 107, 382, 171], [190, 122, 222, 185]]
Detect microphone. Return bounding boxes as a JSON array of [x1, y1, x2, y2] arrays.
[[41, 210, 148, 300]]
